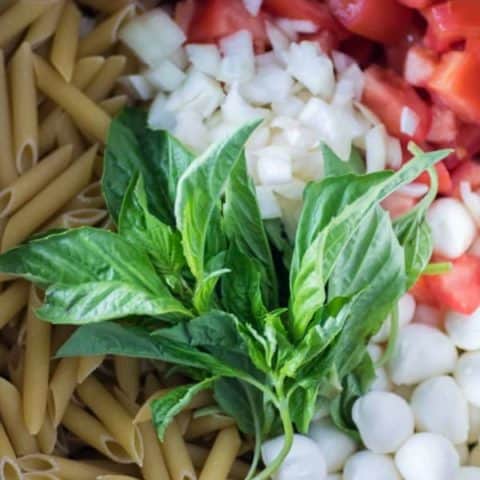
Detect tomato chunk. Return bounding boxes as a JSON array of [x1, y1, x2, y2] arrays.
[[327, 0, 413, 44], [381, 192, 417, 219], [416, 162, 452, 195], [450, 160, 480, 197], [426, 104, 458, 144], [466, 36, 480, 60], [428, 51, 480, 125], [410, 276, 438, 307], [422, 6, 463, 52], [430, 0, 480, 37], [362, 66, 431, 142], [397, 0, 439, 6], [404, 46, 438, 87]]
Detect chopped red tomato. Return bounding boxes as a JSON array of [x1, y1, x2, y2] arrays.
[[422, 7, 463, 52], [362, 66, 431, 142], [430, 0, 480, 38], [340, 35, 376, 67], [454, 123, 480, 157], [385, 22, 425, 74], [410, 276, 438, 307], [381, 192, 417, 219], [328, 0, 413, 44], [426, 255, 480, 314], [175, 0, 196, 33], [397, 0, 439, 6], [416, 162, 452, 194], [426, 104, 458, 144], [404, 45, 438, 87], [450, 160, 480, 197], [428, 51, 480, 125], [299, 30, 339, 54], [466, 36, 480, 60], [185, 0, 268, 49]]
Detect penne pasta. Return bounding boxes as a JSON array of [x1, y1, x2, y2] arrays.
[[1, 144, 97, 251], [97, 476, 140, 480], [85, 55, 126, 102], [25, 0, 65, 49], [0, 378, 38, 455], [0, 144, 73, 218], [6, 344, 24, 392], [0, 457, 23, 480], [76, 354, 104, 383], [114, 43, 140, 76], [185, 415, 236, 441], [143, 373, 161, 399], [114, 357, 140, 402], [81, 460, 139, 477], [198, 427, 242, 480], [100, 95, 129, 117], [0, 280, 29, 329], [0, 344, 8, 373], [55, 114, 85, 157], [72, 56, 106, 91], [62, 181, 104, 211], [175, 411, 192, 436], [24, 473, 60, 480], [36, 415, 57, 455], [50, 0, 81, 82], [138, 422, 171, 480], [18, 454, 57, 473], [76, 376, 144, 466], [76, 0, 134, 14], [33, 56, 111, 142], [0, 422, 15, 459], [0, 0, 56, 49], [0, 51, 17, 188], [38, 110, 61, 158], [0, 0, 15, 14], [43, 208, 107, 230], [23, 287, 51, 435], [162, 420, 196, 480], [50, 325, 75, 355], [62, 402, 131, 464], [78, 5, 136, 57], [9, 42, 38, 174]]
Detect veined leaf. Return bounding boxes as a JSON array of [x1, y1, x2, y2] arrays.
[[288, 384, 319, 434], [323, 144, 364, 177], [193, 269, 230, 313]]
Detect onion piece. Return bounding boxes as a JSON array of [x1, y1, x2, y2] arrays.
[[118, 75, 155, 101], [365, 125, 388, 173], [145, 60, 186, 92], [148, 93, 177, 130], [242, 0, 263, 16], [219, 30, 255, 84], [460, 181, 480, 227], [386, 137, 402, 170], [185, 44, 221, 77], [255, 186, 282, 219], [276, 18, 318, 34], [400, 106, 419, 137], [397, 183, 429, 198]]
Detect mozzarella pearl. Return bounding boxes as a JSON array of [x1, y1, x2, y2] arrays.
[[456, 467, 480, 480], [352, 392, 414, 454], [426, 198, 476, 259], [261, 434, 327, 480], [446, 307, 480, 351], [455, 352, 480, 407], [308, 418, 357, 473], [343, 452, 401, 480], [395, 433, 459, 480], [388, 324, 457, 385], [410, 376, 469, 444]]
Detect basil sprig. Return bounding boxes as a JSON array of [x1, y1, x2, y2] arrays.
[[0, 107, 450, 479]]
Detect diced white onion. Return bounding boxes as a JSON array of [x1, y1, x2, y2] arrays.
[[185, 44, 221, 77], [147, 93, 176, 130], [332, 50, 355, 74], [118, 75, 155, 101], [173, 110, 208, 152], [145, 60, 186, 92], [219, 30, 255, 84], [365, 125, 388, 173], [256, 146, 292, 185], [169, 46, 189, 70], [400, 106, 419, 137], [221, 84, 268, 125], [277, 18, 318, 34], [255, 186, 282, 219], [397, 182, 429, 198], [265, 21, 290, 61], [386, 136, 403, 169], [242, 0, 263, 16]]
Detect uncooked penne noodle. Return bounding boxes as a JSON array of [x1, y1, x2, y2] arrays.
[[0, 0, 56, 48], [0, 0, 15, 14], [24, 473, 60, 480], [0, 280, 29, 329], [76, 0, 133, 14], [43, 207, 107, 231], [33, 56, 111, 142], [6, 345, 24, 391], [38, 110, 61, 158], [0, 378, 38, 455], [1, 144, 97, 251], [55, 114, 85, 157], [114, 43, 140, 76], [76, 376, 144, 466], [17, 454, 57, 473], [0, 457, 23, 480], [23, 287, 51, 435], [62, 403, 132, 463], [162, 420, 196, 480], [76, 355, 105, 384], [48, 357, 78, 428], [82, 460, 139, 477], [97, 476, 140, 480], [0, 344, 8, 372], [33, 456, 110, 480], [72, 56, 106, 91], [78, 5, 136, 57], [25, 0, 65, 49], [85, 56, 126, 102], [0, 422, 15, 459], [0, 144, 73, 218], [114, 357, 140, 402], [0, 51, 17, 188], [100, 95, 129, 117], [50, 325, 75, 356], [198, 427, 242, 480], [9, 42, 38, 174], [185, 415, 236, 441], [62, 181, 104, 211], [175, 411, 192, 436], [139, 422, 171, 480], [36, 415, 57, 455], [50, 1, 81, 82], [143, 373, 161, 398]]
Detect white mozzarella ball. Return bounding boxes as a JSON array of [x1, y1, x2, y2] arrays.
[[369, 366, 393, 392], [446, 307, 480, 351], [469, 404, 480, 443], [426, 198, 476, 259], [388, 324, 458, 385], [261, 434, 327, 480], [352, 391, 414, 453], [395, 433, 459, 480], [456, 467, 480, 480], [371, 294, 416, 343], [343, 452, 401, 480], [410, 376, 469, 444], [456, 443, 470, 465], [308, 418, 357, 473], [455, 352, 480, 407]]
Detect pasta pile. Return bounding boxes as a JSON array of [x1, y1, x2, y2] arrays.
[[0, 1, 249, 479]]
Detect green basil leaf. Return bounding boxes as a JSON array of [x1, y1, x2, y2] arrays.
[[193, 269, 230, 313], [175, 121, 261, 280], [288, 384, 320, 434], [151, 378, 217, 440], [323, 144, 364, 177], [103, 107, 193, 224]]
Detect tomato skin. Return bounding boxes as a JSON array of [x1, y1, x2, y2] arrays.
[[430, 0, 480, 37], [450, 160, 480, 197], [327, 0, 413, 44], [299, 30, 340, 54], [466, 36, 480, 60], [397, 0, 439, 6], [426, 104, 458, 144], [362, 66, 431, 142], [381, 192, 417, 219], [410, 276, 438, 307], [422, 7, 463, 52], [428, 51, 480, 125], [416, 162, 452, 194]]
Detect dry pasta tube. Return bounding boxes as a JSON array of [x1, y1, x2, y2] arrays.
[[0, 378, 38, 455], [55, 114, 85, 157], [30, 456, 111, 480], [1, 144, 97, 251], [50, 0, 81, 82], [78, 5, 136, 57], [0, 144, 73, 218], [82, 460, 139, 477], [50, 325, 75, 355], [0, 422, 15, 459], [24, 0, 64, 49], [72, 56, 106, 90], [175, 411, 192, 436], [17, 455, 57, 473], [6, 345, 24, 392], [76, 376, 144, 466], [33, 56, 111, 142], [48, 357, 79, 427], [62, 181, 104, 211], [76, 0, 133, 13], [62, 402, 132, 464], [0, 280, 29, 329], [0, 51, 17, 188], [85, 56, 126, 102], [43, 208, 107, 231], [23, 287, 51, 435], [76, 355, 104, 383], [139, 422, 171, 480], [198, 427, 242, 480], [162, 420, 196, 480], [36, 415, 57, 455], [0, 344, 8, 372], [9, 42, 38, 174], [0, 0, 56, 48], [185, 415, 236, 441], [0, 457, 22, 480], [114, 357, 140, 402], [38, 110, 61, 158], [24, 473, 60, 480], [0, 1, 16, 14], [100, 95, 129, 117], [97, 476, 140, 480], [143, 373, 161, 398]]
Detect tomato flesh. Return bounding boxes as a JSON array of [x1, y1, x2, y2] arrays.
[[416, 162, 452, 195], [450, 160, 480, 197], [397, 0, 439, 6], [430, 0, 480, 37], [404, 45, 438, 87]]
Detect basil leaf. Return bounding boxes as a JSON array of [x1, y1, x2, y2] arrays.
[[288, 384, 319, 433], [323, 144, 364, 177], [38, 281, 191, 324], [119, 175, 185, 275], [175, 121, 261, 280], [151, 378, 217, 440], [103, 107, 193, 224], [193, 268, 230, 313]]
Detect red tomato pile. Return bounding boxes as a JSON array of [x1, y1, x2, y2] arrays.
[[175, 0, 480, 315]]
